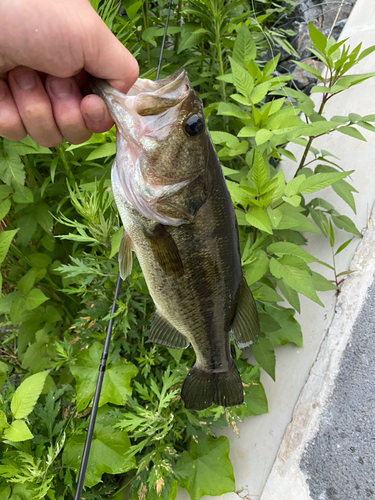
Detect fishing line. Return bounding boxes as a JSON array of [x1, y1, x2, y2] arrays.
[[73, 2, 173, 498], [249, 0, 297, 109]]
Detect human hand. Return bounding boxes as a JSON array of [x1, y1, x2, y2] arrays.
[[0, 0, 139, 147]]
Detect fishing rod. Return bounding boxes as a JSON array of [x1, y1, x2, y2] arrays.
[[73, 1, 173, 498]]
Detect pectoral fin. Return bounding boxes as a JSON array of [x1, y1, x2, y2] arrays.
[[118, 231, 133, 280], [231, 278, 260, 349], [149, 310, 190, 349], [144, 224, 184, 278]]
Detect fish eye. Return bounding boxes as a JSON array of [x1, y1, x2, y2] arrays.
[[184, 114, 205, 137]]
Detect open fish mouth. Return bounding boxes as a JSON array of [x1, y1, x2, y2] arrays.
[[91, 69, 191, 138]]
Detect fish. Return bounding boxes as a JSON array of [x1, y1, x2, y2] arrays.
[[91, 69, 260, 410]]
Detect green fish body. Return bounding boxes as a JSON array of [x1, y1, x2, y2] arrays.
[[92, 70, 260, 410]]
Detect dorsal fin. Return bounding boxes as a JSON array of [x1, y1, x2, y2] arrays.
[[118, 231, 133, 280], [231, 278, 260, 349], [149, 310, 190, 349]]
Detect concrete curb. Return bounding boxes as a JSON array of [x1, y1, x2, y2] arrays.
[[261, 203, 375, 500]]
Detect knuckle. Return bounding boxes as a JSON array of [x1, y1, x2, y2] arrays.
[[0, 115, 25, 140], [24, 102, 50, 121]]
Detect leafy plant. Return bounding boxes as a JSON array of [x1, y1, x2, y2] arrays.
[[1, 2, 374, 500]]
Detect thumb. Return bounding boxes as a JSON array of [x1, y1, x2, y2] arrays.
[[83, 10, 139, 93]]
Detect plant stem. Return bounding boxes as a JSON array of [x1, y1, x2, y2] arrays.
[[142, 0, 151, 69], [175, 0, 182, 53], [294, 95, 329, 177], [56, 145, 76, 188], [0, 356, 27, 372]]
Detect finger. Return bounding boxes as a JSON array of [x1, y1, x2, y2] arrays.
[[45, 76, 92, 145], [83, 12, 139, 94], [80, 94, 114, 133], [0, 79, 27, 141], [8, 66, 63, 147]]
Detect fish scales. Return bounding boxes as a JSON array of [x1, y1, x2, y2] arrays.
[[92, 69, 260, 410]]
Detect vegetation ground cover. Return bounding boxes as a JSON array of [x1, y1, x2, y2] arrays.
[[1, 1, 375, 499]]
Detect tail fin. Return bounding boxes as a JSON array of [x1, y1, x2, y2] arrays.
[[181, 361, 243, 410]]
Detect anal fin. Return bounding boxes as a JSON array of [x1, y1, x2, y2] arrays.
[[119, 231, 133, 280], [231, 277, 260, 349], [149, 310, 190, 349]]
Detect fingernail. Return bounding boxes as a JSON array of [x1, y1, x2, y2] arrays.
[[14, 69, 36, 90], [86, 107, 105, 121], [50, 79, 73, 99]]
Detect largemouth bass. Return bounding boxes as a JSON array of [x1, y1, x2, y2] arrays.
[[92, 69, 260, 410]]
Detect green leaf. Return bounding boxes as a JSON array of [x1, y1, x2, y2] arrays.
[[71, 342, 138, 412], [12, 186, 33, 204], [267, 241, 330, 268], [232, 24, 256, 67], [264, 306, 303, 346], [252, 336, 276, 380], [0, 185, 13, 200], [110, 226, 124, 259], [25, 288, 48, 310], [0, 229, 18, 265], [313, 169, 357, 212], [0, 410, 9, 430], [63, 423, 136, 487], [255, 129, 274, 145], [263, 54, 280, 76], [246, 207, 272, 234], [277, 279, 301, 313], [35, 203, 53, 233], [226, 180, 250, 206], [16, 213, 37, 247], [18, 269, 38, 296], [0, 150, 25, 189], [308, 23, 327, 52], [293, 61, 323, 81], [28, 253, 51, 268], [276, 204, 320, 233], [335, 237, 355, 256], [284, 175, 306, 197], [216, 102, 250, 121], [210, 131, 239, 148], [358, 45, 375, 61], [10, 371, 49, 418], [244, 250, 269, 286], [4, 136, 51, 155], [311, 271, 337, 291], [230, 93, 251, 106], [282, 195, 301, 207], [244, 382, 268, 415], [229, 57, 254, 98], [178, 25, 207, 53], [250, 82, 270, 105], [251, 149, 267, 189], [337, 126, 366, 142], [10, 293, 26, 324], [251, 282, 283, 303], [332, 215, 361, 236], [86, 143, 116, 161], [270, 256, 323, 306], [175, 435, 235, 500], [298, 171, 351, 194], [3, 420, 33, 442], [238, 126, 258, 137], [11, 371, 49, 419], [0, 199, 11, 220]]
